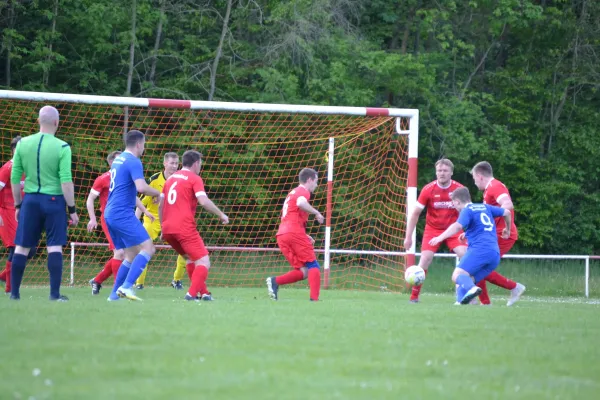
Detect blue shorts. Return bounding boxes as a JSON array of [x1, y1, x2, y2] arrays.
[[105, 213, 150, 250], [15, 193, 68, 248], [458, 249, 500, 284]]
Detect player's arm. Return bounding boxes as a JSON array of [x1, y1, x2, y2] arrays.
[[86, 190, 99, 232], [10, 142, 24, 207], [197, 194, 229, 224], [134, 179, 160, 197], [297, 196, 324, 224], [135, 197, 154, 222], [429, 221, 463, 246], [403, 204, 424, 250], [496, 194, 513, 210], [489, 205, 512, 239], [158, 194, 164, 227]]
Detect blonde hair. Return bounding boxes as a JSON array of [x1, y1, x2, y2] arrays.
[[435, 158, 454, 171]]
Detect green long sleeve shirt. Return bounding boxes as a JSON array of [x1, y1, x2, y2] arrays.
[[10, 132, 73, 195]]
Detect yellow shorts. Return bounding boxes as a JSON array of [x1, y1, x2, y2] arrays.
[[144, 222, 161, 241]]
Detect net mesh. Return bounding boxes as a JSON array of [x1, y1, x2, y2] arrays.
[[0, 97, 411, 292]]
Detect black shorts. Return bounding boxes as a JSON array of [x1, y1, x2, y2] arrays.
[[15, 193, 68, 248]]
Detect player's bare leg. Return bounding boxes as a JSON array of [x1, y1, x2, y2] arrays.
[[409, 250, 434, 303]]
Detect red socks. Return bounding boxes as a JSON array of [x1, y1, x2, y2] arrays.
[[111, 259, 122, 277], [486, 271, 517, 290], [3, 261, 11, 293], [275, 269, 304, 285], [308, 268, 320, 301], [186, 263, 195, 281], [409, 269, 428, 301], [94, 259, 113, 283], [189, 265, 209, 297], [477, 280, 491, 304]]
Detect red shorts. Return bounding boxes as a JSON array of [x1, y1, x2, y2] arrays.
[[0, 206, 17, 247], [277, 232, 316, 269], [421, 227, 465, 253], [498, 237, 516, 257], [100, 215, 115, 251], [163, 231, 208, 261]]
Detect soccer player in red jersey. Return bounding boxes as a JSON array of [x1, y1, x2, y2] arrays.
[[471, 161, 525, 306], [266, 168, 325, 302], [159, 150, 229, 301], [86, 150, 153, 295], [0, 136, 27, 293], [403, 159, 467, 303]]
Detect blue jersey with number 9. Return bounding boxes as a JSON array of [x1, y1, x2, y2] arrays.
[[104, 151, 145, 219], [457, 203, 505, 252]]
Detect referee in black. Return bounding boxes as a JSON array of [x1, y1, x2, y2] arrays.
[[9, 105, 79, 301]]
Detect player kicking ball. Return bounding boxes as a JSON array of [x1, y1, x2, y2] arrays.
[[158, 150, 228, 301], [428, 187, 512, 305], [267, 168, 324, 302]]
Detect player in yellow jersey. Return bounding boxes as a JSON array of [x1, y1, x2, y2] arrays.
[[134, 152, 187, 289]]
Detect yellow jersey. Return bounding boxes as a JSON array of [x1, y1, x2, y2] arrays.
[[140, 171, 166, 230]]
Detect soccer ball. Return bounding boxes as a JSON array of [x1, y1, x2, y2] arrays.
[[404, 265, 426, 286]]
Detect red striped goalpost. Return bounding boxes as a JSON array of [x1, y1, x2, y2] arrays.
[[0, 90, 419, 291]]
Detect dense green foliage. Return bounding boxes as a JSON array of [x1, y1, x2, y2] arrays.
[[1, 0, 598, 253]]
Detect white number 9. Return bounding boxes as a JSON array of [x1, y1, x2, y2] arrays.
[[480, 213, 494, 231], [168, 182, 178, 205]]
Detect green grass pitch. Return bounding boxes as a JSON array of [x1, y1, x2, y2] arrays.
[[1, 286, 599, 399]]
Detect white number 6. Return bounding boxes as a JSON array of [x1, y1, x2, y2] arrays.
[[168, 182, 178, 205]]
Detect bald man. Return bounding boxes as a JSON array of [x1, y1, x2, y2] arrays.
[[9, 105, 79, 301]]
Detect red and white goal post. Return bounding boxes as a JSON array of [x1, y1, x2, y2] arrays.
[[0, 90, 419, 292]]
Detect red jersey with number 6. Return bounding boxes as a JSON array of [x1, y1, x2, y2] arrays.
[[161, 169, 206, 235], [483, 178, 518, 240], [416, 180, 463, 230], [277, 185, 311, 236], [90, 171, 111, 213]]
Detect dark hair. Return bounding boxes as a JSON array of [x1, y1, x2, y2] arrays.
[[10, 136, 21, 151], [450, 187, 471, 203], [124, 130, 145, 148], [471, 161, 493, 177], [299, 168, 318, 184], [107, 150, 122, 164], [182, 150, 203, 168]]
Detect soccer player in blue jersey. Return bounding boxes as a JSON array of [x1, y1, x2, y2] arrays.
[[104, 130, 160, 301], [429, 187, 512, 305]]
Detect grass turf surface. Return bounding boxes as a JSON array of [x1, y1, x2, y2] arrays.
[[1, 287, 599, 400]]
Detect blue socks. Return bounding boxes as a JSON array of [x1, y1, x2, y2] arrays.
[[47, 252, 63, 299], [111, 260, 132, 297], [456, 274, 475, 302], [10, 253, 27, 299], [122, 251, 152, 289]]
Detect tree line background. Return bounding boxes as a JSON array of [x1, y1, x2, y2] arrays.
[[1, 0, 598, 254]]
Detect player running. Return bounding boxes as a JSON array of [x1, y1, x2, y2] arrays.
[[266, 168, 324, 302], [429, 187, 512, 305], [403, 159, 467, 302], [86, 150, 154, 295], [471, 161, 526, 306], [105, 130, 160, 301], [158, 150, 229, 301], [133, 152, 186, 290]]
